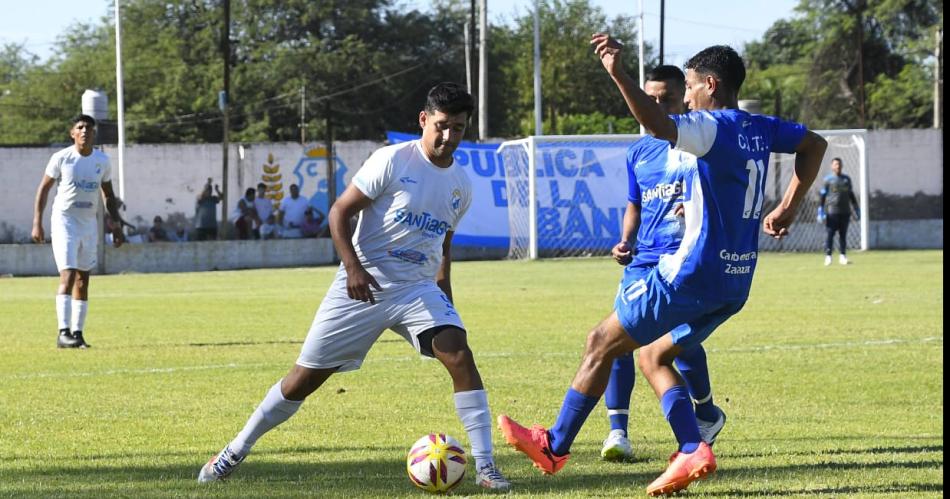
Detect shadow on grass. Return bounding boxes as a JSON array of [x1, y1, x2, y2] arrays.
[[701, 483, 944, 497], [725, 442, 943, 459], [0, 457, 658, 498]]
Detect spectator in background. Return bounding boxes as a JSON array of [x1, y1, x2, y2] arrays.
[[254, 182, 274, 228], [278, 183, 309, 239], [172, 226, 189, 242], [300, 208, 323, 238], [232, 188, 260, 240], [260, 213, 280, 240], [148, 215, 170, 242], [195, 179, 222, 241]]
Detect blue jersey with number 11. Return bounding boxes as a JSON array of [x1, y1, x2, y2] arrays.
[[657, 109, 807, 301]]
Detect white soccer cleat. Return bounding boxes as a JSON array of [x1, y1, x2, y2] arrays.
[[839, 254, 849, 265], [824, 255, 832, 266], [697, 406, 727, 445], [600, 429, 634, 461], [474, 462, 512, 491], [198, 446, 245, 483]]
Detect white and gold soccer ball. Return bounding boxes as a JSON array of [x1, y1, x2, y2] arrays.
[[406, 433, 467, 493]]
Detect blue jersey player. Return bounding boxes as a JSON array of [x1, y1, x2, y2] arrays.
[[498, 36, 827, 497], [600, 65, 725, 462]]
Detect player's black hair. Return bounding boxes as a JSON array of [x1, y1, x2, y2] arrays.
[[71, 114, 97, 128], [645, 65, 685, 87], [684, 45, 746, 96], [424, 82, 475, 118], [245, 187, 255, 197], [832, 157, 843, 165]]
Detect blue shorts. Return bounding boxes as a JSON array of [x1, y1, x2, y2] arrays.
[[614, 265, 745, 350]]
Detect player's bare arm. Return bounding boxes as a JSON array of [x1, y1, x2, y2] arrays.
[[591, 33, 677, 143], [763, 130, 828, 239], [437, 231, 455, 303], [32, 175, 56, 243], [612, 202, 640, 265], [328, 183, 382, 303], [100, 181, 126, 248]]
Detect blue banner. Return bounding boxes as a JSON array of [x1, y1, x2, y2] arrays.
[[386, 132, 637, 251]]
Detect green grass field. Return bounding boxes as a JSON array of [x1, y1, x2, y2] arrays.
[[0, 250, 942, 498]]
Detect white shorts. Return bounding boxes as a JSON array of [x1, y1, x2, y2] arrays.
[[296, 270, 466, 372], [50, 213, 98, 272]]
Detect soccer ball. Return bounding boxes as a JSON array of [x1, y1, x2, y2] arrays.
[[406, 433, 467, 493]]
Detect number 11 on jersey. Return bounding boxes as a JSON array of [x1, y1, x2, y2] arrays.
[[743, 159, 766, 219]]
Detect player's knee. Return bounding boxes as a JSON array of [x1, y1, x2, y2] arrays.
[[637, 344, 674, 376], [435, 344, 475, 372]]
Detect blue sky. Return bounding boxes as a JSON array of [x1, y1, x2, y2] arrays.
[[1, 0, 800, 68]]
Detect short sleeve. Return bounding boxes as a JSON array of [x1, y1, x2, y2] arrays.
[[100, 153, 113, 182], [672, 111, 719, 157], [351, 148, 394, 200], [762, 115, 807, 154], [44, 152, 61, 179], [626, 144, 642, 204]]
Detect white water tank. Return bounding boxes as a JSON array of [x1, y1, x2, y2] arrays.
[[81, 89, 108, 121], [738, 99, 762, 114]]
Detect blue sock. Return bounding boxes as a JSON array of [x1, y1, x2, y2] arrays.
[[549, 388, 599, 456], [604, 353, 635, 434], [675, 346, 718, 422], [660, 385, 702, 453]]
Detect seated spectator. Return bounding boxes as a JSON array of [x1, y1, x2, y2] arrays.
[[254, 182, 274, 226], [172, 226, 189, 242], [148, 216, 170, 242], [260, 213, 280, 240], [300, 208, 324, 238], [231, 188, 260, 240]]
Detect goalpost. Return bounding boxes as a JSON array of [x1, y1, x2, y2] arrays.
[[498, 130, 868, 260]]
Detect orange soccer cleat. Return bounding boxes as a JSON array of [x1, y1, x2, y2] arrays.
[[497, 414, 569, 475], [646, 441, 717, 496]]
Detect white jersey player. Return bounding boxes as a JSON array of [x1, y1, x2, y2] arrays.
[[32, 114, 125, 349], [198, 83, 511, 491]]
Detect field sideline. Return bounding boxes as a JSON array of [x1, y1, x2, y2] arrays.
[[0, 250, 942, 498]]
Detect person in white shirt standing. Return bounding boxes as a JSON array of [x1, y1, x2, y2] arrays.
[[277, 183, 310, 238], [198, 82, 511, 491], [32, 114, 125, 349]]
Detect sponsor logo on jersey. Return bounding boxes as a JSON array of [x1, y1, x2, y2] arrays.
[[387, 248, 428, 265], [393, 209, 451, 236], [641, 180, 685, 203], [71, 179, 100, 192], [399, 176, 418, 184]]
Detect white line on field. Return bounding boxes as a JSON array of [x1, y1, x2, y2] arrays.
[[5, 336, 940, 380]]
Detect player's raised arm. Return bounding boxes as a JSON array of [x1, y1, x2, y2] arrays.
[[328, 183, 382, 303], [763, 130, 828, 239], [591, 33, 677, 143]]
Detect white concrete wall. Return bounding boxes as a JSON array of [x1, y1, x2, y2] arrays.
[[0, 238, 336, 276], [0, 130, 942, 245]]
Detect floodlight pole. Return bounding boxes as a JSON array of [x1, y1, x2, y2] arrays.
[[114, 0, 126, 202], [533, 0, 542, 136]]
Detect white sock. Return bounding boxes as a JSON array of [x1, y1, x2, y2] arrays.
[[71, 300, 88, 332], [454, 389, 494, 470], [56, 294, 71, 331], [228, 379, 303, 457]]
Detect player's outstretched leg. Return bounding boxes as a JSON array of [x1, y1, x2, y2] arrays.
[[639, 338, 716, 495], [601, 352, 635, 461], [499, 312, 635, 475], [674, 346, 726, 445], [198, 365, 334, 482], [431, 327, 511, 491]]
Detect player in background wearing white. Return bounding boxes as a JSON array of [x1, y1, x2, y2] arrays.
[[600, 65, 724, 462], [498, 36, 827, 496], [198, 83, 511, 491], [32, 114, 125, 348]]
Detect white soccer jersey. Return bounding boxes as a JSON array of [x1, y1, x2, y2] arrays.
[[45, 146, 112, 221], [350, 140, 472, 286]]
